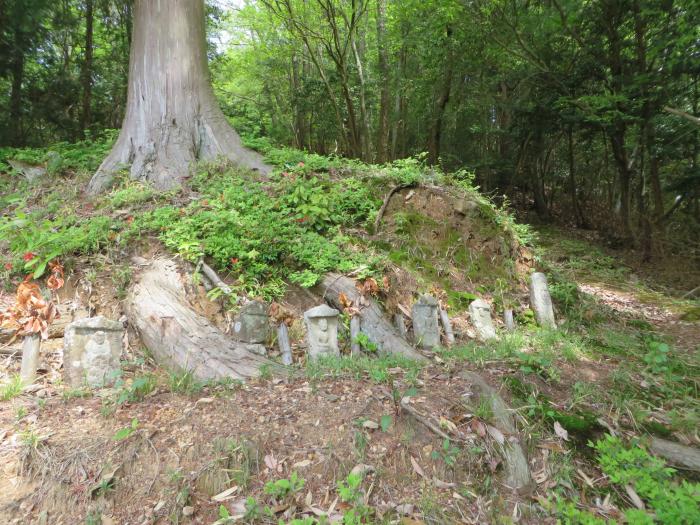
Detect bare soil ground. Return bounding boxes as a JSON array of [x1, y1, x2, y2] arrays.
[[1, 222, 697, 525]]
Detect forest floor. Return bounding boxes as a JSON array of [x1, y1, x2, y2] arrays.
[[0, 145, 698, 524], [1, 225, 697, 525]]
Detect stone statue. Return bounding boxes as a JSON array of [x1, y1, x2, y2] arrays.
[[232, 301, 269, 343], [469, 299, 497, 341], [63, 316, 123, 388], [304, 304, 340, 359], [82, 330, 113, 387], [412, 294, 440, 349]]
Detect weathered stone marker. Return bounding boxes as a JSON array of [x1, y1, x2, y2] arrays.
[[439, 308, 456, 346], [63, 316, 123, 387], [304, 304, 340, 359], [504, 309, 516, 331], [393, 313, 407, 338], [350, 316, 361, 356], [469, 299, 497, 341], [277, 323, 293, 365], [232, 301, 269, 344], [20, 334, 41, 384], [529, 272, 556, 328], [412, 294, 440, 349]]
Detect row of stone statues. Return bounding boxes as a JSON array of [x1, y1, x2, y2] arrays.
[[57, 271, 556, 387]]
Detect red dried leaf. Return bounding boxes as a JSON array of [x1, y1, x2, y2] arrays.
[[338, 292, 353, 311], [356, 278, 379, 298]]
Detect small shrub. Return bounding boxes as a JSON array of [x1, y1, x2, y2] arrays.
[[263, 471, 305, 500], [591, 435, 700, 524]]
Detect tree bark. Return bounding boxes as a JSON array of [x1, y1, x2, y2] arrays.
[[375, 0, 390, 162], [567, 127, 585, 227], [650, 437, 700, 473], [461, 371, 532, 493], [128, 258, 277, 381], [427, 25, 454, 166], [319, 274, 426, 361], [9, 33, 24, 147], [291, 53, 307, 150], [88, 0, 270, 194], [79, 0, 94, 135], [352, 37, 372, 161]]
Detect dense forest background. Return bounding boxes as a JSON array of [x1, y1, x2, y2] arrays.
[[1, 0, 699, 260]]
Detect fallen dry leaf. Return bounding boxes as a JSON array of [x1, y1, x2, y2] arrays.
[[486, 424, 505, 445], [264, 453, 278, 470], [211, 486, 239, 502], [554, 421, 569, 441], [439, 417, 457, 433], [410, 456, 427, 479]]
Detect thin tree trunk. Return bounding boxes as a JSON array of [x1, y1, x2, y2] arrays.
[[291, 53, 307, 149], [376, 0, 390, 162], [339, 69, 362, 158], [352, 37, 372, 161], [610, 128, 633, 241], [88, 0, 270, 194], [9, 33, 24, 147], [427, 26, 454, 165], [567, 127, 585, 227], [80, 0, 94, 135]]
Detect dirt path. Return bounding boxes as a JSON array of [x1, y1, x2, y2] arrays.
[[578, 283, 699, 352]]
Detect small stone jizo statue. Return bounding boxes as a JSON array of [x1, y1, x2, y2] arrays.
[[469, 299, 497, 341], [63, 315, 123, 388], [412, 294, 440, 349], [304, 304, 340, 359], [83, 330, 112, 387], [232, 301, 269, 344]]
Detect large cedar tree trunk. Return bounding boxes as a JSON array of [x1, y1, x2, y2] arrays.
[[88, 0, 270, 194]]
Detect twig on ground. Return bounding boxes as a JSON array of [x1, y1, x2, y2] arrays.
[[373, 183, 415, 233], [400, 399, 459, 443]]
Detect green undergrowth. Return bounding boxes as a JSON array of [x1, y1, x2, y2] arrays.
[[553, 435, 700, 524], [306, 354, 424, 385], [0, 129, 116, 182], [0, 137, 527, 301]]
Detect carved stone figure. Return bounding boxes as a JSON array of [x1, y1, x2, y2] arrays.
[[469, 299, 497, 341], [304, 304, 339, 359], [63, 316, 123, 387], [82, 331, 113, 386], [412, 294, 440, 349], [232, 301, 269, 344]]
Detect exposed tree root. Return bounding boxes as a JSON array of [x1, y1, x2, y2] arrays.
[[320, 273, 426, 361], [127, 258, 278, 381], [650, 437, 700, 472], [461, 371, 533, 493]]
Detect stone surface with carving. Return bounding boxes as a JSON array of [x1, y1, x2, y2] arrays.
[[469, 299, 497, 341], [412, 294, 440, 348], [304, 304, 340, 359], [63, 316, 123, 387], [232, 301, 269, 344], [529, 272, 556, 329]]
